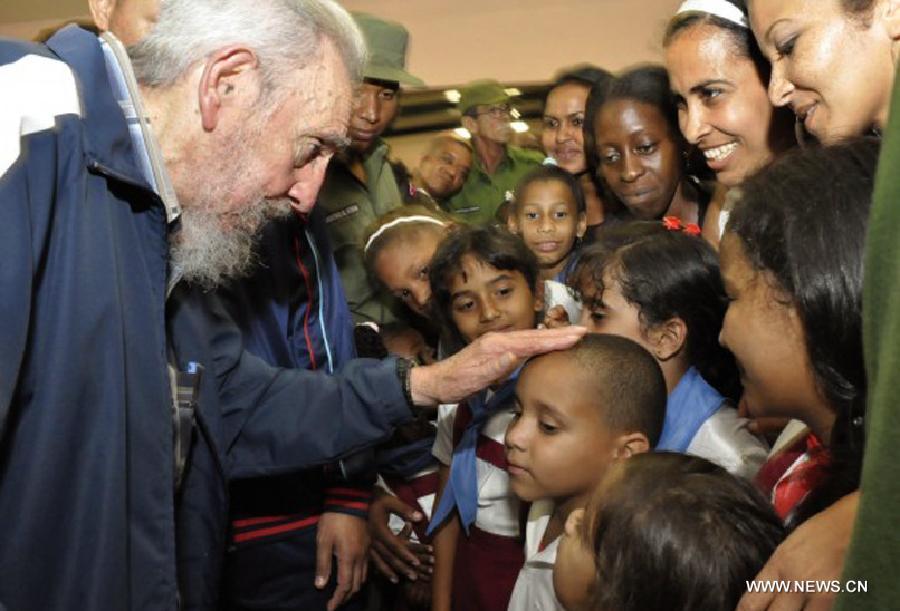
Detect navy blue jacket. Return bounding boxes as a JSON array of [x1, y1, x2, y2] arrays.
[[221, 213, 374, 540], [0, 31, 175, 610], [168, 285, 410, 610], [1, 27, 412, 611], [222, 212, 356, 374]]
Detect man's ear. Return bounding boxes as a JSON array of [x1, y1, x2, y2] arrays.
[[89, 0, 116, 31], [612, 432, 651, 458], [198, 46, 261, 132], [575, 211, 587, 238], [648, 316, 687, 361], [461, 115, 478, 137]]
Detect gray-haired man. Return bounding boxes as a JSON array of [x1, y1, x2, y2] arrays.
[[0, 2, 583, 609]]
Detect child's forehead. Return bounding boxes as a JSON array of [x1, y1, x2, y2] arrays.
[[449, 256, 524, 288], [520, 353, 608, 412], [397, 222, 446, 245], [574, 258, 622, 294], [376, 223, 444, 259], [520, 179, 576, 205]]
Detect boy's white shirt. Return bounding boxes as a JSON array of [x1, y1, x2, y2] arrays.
[[432, 403, 458, 467], [432, 400, 521, 537], [507, 499, 565, 611]]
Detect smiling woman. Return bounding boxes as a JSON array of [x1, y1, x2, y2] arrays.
[[664, 0, 794, 188], [748, 0, 900, 143]]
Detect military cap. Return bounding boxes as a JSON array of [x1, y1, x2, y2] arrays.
[[458, 79, 510, 115], [353, 13, 424, 87]]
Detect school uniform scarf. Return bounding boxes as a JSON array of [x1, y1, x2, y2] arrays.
[[427, 376, 518, 535]]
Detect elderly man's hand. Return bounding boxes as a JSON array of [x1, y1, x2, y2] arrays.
[[737, 491, 859, 611], [315, 512, 370, 611], [409, 326, 586, 405]]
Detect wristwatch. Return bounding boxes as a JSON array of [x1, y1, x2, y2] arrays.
[[395, 357, 417, 407]]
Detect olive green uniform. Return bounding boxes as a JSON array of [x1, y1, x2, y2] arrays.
[[445, 145, 544, 226], [835, 69, 900, 611], [318, 139, 403, 324]]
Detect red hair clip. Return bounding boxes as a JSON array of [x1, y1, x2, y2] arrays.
[[662, 216, 701, 236], [662, 216, 682, 231]]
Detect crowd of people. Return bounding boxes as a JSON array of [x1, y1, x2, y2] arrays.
[[0, 0, 898, 610]]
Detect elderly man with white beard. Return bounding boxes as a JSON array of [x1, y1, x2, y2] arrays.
[[0, 1, 584, 610]]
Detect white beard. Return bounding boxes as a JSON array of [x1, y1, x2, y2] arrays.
[[170, 196, 293, 289], [169, 108, 294, 288]]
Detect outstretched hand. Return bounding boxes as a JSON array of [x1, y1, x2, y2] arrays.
[[409, 326, 586, 406]]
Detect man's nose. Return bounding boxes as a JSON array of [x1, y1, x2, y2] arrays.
[[287, 155, 330, 214]]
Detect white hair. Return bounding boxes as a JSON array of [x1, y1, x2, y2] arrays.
[[129, 0, 365, 94]]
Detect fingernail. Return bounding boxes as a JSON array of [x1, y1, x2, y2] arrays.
[[411, 512, 423, 521], [315, 577, 326, 588], [391, 577, 399, 584]]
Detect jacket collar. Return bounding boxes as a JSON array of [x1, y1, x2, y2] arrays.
[[45, 25, 151, 192]]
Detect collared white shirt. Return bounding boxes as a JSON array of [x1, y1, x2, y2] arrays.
[[433, 402, 521, 537], [508, 499, 564, 611]]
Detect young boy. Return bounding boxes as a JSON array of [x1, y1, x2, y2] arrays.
[[505, 333, 667, 610], [508, 165, 586, 324]]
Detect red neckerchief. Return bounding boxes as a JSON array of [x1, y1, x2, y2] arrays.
[[770, 433, 831, 521]]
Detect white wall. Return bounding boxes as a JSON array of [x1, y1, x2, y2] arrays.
[[1, 0, 684, 167], [341, 0, 682, 87], [2, 0, 682, 81]]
